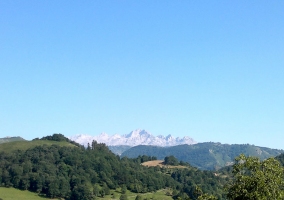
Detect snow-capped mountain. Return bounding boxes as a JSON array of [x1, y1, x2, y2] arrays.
[[69, 129, 197, 147]]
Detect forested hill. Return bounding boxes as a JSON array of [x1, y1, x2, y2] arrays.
[[121, 142, 284, 170], [0, 134, 227, 199]]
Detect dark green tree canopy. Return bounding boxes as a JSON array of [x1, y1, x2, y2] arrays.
[[135, 194, 143, 200], [164, 155, 179, 166], [120, 194, 128, 200]]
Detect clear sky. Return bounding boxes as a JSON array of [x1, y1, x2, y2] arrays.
[[1, 1, 283, 149]]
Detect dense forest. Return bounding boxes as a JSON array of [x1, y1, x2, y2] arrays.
[[0, 134, 227, 200]]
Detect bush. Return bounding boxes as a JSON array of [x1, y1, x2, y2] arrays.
[[120, 194, 128, 200]]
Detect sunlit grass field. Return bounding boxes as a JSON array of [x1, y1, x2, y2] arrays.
[[141, 160, 187, 169], [0, 140, 76, 153], [0, 187, 57, 200], [0, 187, 173, 200]]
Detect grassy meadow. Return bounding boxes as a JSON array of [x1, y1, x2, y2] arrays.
[[0, 187, 57, 200], [0, 187, 173, 200], [141, 160, 188, 169], [0, 140, 76, 153]]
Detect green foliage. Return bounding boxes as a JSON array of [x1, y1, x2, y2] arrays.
[[197, 194, 218, 200], [171, 168, 226, 199], [135, 194, 143, 200], [93, 184, 100, 197], [164, 156, 179, 166], [128, 155, 158, 164], [39, 133, 68, 142], [70, 185, 92, 200], [121, 185, 127, 194], [102, 183, 110, 195], [120, 194, 128, 200], [226, 154, 284, 200]]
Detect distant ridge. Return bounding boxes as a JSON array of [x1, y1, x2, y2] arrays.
[[0, 136, 25, 144], [69, 129, 197, 147], [121, 142, 284, 170]]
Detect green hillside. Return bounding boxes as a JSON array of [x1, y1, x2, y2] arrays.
[[121, 142, 284, 170], [0, 139, 76, 153], [0, 136, 25, 144], [0, 187, 54, 200], [0, 186, 174, 200]]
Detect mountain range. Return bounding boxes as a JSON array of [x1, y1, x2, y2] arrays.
[[69, 129, 197, 147]]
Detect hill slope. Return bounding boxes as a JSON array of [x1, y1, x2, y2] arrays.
[[0, 187, 53, 200], [121, 142, 284, 170], [0, 139, 77, 153]]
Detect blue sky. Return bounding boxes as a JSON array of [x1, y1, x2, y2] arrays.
[[1, 1, 283, 149]]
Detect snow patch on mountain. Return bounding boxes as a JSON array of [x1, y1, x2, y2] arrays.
[[69, 129, 197, 147]]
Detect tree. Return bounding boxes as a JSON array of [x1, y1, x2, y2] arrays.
[[71, 185, 92, 200], [93, 184, 100, 197], [102, 182, 110, 195], [120, 194, 128, 200], [193, 185, 203, 199], [197, 194, 218, 200], [121, 185, 127, 194], [135, 194, 143, 200], [100, 189, 105, 198], [226, 154, 284, 199], [164, 156, 179, 166]]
